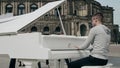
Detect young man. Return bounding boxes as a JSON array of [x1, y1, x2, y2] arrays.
[[68, 12, 111, 68]]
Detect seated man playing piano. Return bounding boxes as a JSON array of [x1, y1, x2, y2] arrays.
[[68, 12, 111, 68]]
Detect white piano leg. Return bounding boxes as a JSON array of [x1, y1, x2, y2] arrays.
[[53, 60, 59, 68], [60, 59, 65, 68], [53, 59, 65, 68]]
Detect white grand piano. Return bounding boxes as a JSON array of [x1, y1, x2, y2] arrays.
[[0, 0, 90, 68], [0, 0, 120, 68]]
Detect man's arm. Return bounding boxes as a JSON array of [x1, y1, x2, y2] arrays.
[[68, 28, 96, 49], [79, 28, 96, 49]]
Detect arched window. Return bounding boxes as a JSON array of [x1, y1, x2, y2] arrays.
[[55, 26, 61, 32], [31, 26, 38, 32], [18, 4, 25, 15], [80, 24, 87, 36], [43, 26, 50, 35], [43, 26, 49, 32], [6, 4, 13, 13], [30, 4, 38, 12]]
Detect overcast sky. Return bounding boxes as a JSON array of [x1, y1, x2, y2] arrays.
[[96, 0, 120, 31]]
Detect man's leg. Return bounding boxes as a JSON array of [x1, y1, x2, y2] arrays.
[[68, 56, 108, 68], [68, 56, 91, 68], [9, 59, 16, 68]]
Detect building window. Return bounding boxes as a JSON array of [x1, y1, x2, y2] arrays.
[[55, 6, 61, 17], [18, 4, 25, 15], [31, 26, 38, 32], [80, 5, 86, 10], [79, 1, 87, 10], [55, 26, 61, 32], [43, 26, 49, 32], [43, 26, 50, 35], [93, 8, 97, 14], [78, 2, 87, 16], [74, 10, 77, 15], [80, 24, 87, 36], [6, 4, 13, 13], [30, 4, 38, 12]]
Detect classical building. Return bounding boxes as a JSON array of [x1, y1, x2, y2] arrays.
[[0, 0, 119, 42]]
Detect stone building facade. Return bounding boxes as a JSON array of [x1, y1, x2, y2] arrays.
[[0, 0, 119, 42]]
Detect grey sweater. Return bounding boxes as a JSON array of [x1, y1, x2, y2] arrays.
[[80, 24, 111, 59]]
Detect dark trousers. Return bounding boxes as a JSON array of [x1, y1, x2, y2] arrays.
[[68, 55, 108, 68], [9, 59, 16, 68]]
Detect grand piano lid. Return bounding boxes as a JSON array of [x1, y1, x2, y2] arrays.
[[0, 0, 65, 35]]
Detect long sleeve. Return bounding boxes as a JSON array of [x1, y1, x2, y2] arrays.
[[79, 28, 96, 49]]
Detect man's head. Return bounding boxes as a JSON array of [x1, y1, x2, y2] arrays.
[[92, 12, 104, 26]]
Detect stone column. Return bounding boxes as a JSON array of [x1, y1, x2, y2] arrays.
[[71, 22, 74, 35], [14, 2, 17, 15], [86, 23, 90, 36], [74, 22, 77, 36], [37, 1, 40, 8], [27, 1, 30, 13], [0, 1, 1, 15], [2, 2, 5, 14], [76, 23, 80, 36], [25, 2, 27, 14]]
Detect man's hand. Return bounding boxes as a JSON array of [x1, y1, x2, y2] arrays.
[[68, 43, 80, 49], [74, 45, 80, 49]]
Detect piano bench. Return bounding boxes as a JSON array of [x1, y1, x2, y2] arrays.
[[81, 63, 113, 68]]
